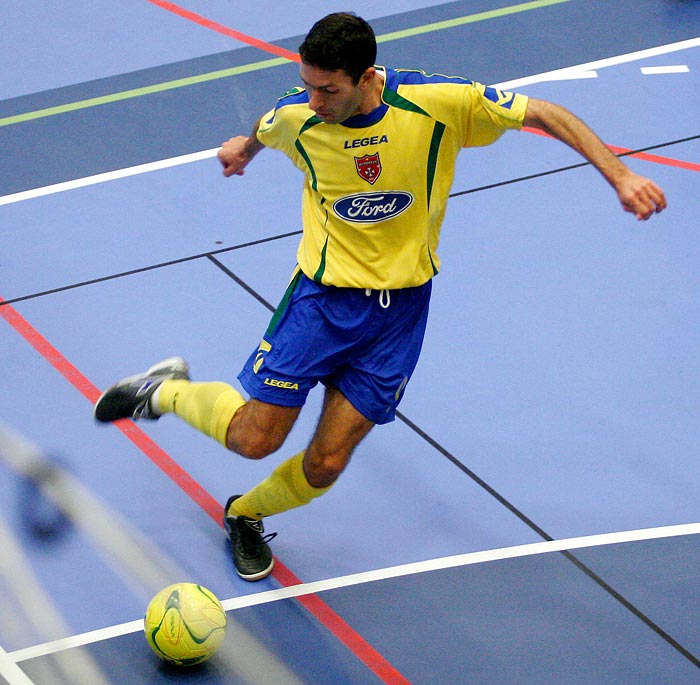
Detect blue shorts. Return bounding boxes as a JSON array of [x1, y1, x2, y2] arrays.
[[238, 270, 432, 424]]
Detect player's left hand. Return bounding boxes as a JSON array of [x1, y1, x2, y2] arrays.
[[617, 171, 667, 221]]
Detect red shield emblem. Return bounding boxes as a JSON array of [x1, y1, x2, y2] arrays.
[[354, 153, 382, 185]]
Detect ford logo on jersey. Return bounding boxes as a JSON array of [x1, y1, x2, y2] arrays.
[[333, 191, 414, 224]]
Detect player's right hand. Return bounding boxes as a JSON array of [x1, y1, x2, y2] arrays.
[[218, 136, 252, 177]]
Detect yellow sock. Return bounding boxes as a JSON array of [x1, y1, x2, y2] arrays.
[[156, 380, 246, 447], [229, 451, 333, 519]]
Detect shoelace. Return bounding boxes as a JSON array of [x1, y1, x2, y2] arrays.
[[239, 519, 277, 555]]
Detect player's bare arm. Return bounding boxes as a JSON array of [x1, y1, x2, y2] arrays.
[[218, 118, 266, 177], [523, 98, 667, 221]]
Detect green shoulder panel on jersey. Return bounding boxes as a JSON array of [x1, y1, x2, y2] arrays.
[[299, 115, 323, 136], [382, 88, 431, 117], [281, 86, 305, 98]]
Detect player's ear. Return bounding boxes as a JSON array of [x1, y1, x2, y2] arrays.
[[359, 67, 376, 86]]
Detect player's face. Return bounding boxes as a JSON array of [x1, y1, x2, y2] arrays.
[[300, 62, 371, 124]]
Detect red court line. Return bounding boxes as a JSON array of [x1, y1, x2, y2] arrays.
[[0, 297, 221, 522], [145, 0, 697, 176], [143, 0, 699, 176], [0, 295, 411, 685], [274, 563, 412, 685], [144, 0, 300, 62], [606, 144, 700, 172], [523, 126, 700, 171]]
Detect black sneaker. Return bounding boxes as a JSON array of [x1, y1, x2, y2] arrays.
[[93, 357, 190, 423], [223, 495, 276, 581]]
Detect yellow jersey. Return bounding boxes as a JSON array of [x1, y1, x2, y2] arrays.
[[256, 67, 528, 289]]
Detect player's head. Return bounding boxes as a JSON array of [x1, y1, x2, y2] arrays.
[[298, 13, 379, 124], [299, 12, 377, 84]]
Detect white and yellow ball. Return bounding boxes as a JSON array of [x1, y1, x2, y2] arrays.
[[144, 582, 227, 666]]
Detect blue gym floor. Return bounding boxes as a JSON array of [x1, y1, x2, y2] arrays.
[[1, 1, 699, 683]]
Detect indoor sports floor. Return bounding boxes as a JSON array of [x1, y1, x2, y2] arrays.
[[1, 1, 700, 683]]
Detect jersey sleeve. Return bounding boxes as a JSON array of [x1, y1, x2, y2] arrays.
[[256, 106, 292, 155], [392, 71, 528, 149], [256, 87, 312, 158], [462, 83, 529, 147]]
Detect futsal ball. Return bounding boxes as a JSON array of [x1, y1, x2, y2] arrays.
[[144, 582, 227, 666]]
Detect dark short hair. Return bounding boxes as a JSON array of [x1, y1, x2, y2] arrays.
[[298, 13, 377, 83]]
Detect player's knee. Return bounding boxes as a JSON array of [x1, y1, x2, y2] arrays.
[[226, 431, 282, 460], [224, 400, 299, 460], [303, 451, 350, 488]]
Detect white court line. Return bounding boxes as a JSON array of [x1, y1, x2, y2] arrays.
[[0, 424, 303, 685], [0, 148, 219, 207], [8, 521, 700, 664], [497, 36, 700, 89], [0, 37, 698, 209], [641, 65, 690, 75], [532, 70, 598, 81], [0, 643, 36, 685]]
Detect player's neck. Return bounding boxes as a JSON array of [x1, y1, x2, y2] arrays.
[[358, 69, 385, 115]]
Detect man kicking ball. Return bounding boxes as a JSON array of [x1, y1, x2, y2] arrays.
[[94, 12, 666, 582]]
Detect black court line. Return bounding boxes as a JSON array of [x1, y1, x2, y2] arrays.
[[204, 256, 700, 669], [4, 232, 697, 669], [205, 254, 276, 311], [452, 133, 700, 199], [396, 412, 700, 669], [204, 255, 700, 670], [3, 170, 698, 670], [0, 231, 302, 307], [2, 134, 695, 307]]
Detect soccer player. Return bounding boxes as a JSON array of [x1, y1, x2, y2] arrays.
[[94, 13, 667, 581]]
